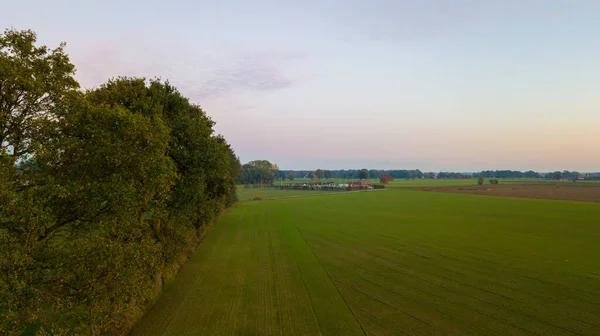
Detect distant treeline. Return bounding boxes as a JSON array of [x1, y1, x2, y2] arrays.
[[1, 30, 240, 335], [237, 162, 599, 185]]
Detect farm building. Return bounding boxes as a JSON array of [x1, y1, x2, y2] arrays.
[[347, 181, 372, 188]]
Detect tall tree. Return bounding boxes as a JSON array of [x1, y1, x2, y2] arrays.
[[0, 29, 79, 159], [315, 169, 325, 179]]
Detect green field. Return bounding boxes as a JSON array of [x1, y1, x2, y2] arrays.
[[132, 190, 600, 335], [273, 178, 380, 185], [236, 186, 347, 201], [386, 178, 477, 187]]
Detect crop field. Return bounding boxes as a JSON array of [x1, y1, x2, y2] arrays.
[[416, 181, 600, 203], [131, 190, 600, 335], [386, 178, 477, 187]]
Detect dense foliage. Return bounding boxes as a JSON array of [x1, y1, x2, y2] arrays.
[[236, 159, 278, 185], [273, 169, 592, 181], [0, 29, 240, 335]]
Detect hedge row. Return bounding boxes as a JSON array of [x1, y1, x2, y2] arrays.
[[0, 29, 240, 335]]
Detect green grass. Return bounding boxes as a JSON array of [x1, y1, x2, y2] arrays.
[[236, 186, 346, 201], [273, 178, 380, 185], [131, 190, 600, 335], [386, 178, 478, 187]]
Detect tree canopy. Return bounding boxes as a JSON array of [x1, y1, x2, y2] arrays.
[[0, 29, 240, 335]]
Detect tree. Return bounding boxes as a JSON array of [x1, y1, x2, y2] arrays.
[[1, 35, 241, 334], [368, 169, 379, 179], [553, 171, 562, 181], [0, 29, 80, 333], [423, 172, 436, 179], [478, 176, 484, 185], [379, 174, 393, 184], [358, 169, 369, 180], [239, 160, 275, 185], [248, 160, 273, 170], [324, 170, 332, 179], [309, 172, 318, 181], [315, 169, 325, 180], [0, 29, 79, 160], [286, 171, 296, 180]]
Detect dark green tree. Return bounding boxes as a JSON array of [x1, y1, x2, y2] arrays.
[[358, 169, 369, 180]]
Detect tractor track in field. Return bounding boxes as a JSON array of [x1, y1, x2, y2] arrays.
[[293, 223, 368, 336], [241, 189, 387, 202], [322, 234, 594, 334]]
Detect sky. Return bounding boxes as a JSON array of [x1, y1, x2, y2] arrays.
[[3, 0, 600, 172]]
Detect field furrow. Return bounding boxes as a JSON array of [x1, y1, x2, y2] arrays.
[[131, 190, 600, 335]]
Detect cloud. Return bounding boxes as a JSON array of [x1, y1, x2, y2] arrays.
[[70, 37, 302, 102], [187, 52, 298, 101]]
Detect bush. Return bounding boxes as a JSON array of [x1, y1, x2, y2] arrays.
[[253, 195, 263, 201], [489, 179, 499, 185]]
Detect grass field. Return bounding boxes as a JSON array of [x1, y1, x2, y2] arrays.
[[236, 186, 346, 201], [131, 190, 600, 335]]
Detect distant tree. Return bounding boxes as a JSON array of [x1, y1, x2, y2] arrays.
[[247, 160, 273, 170], [315, 169, 325, 180], [477, 176, 484, 185], [524, 170, 539, 179], [380, 174, 394, 184], [423, 172, 436, 179], [358, 169, 369, 180], [309, 172, 318, 181], [368, 169, 379, 179], [553, 171, 562, 181], [286, 171, 296, 180], [324, 170, 332, 179], [241, 160, 275, 185]]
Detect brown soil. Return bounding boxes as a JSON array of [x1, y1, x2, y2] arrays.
[[410, 182, 600, 203]]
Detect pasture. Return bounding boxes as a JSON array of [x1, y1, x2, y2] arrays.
[[132, 189, 600, 335], [236, 186, 347, 201]]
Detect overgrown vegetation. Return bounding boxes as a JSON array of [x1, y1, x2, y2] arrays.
[[0, 29, 240, 335]]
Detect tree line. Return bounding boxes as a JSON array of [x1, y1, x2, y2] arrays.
[[1, 29, 240, 335], [237, 163, 595, 184]]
